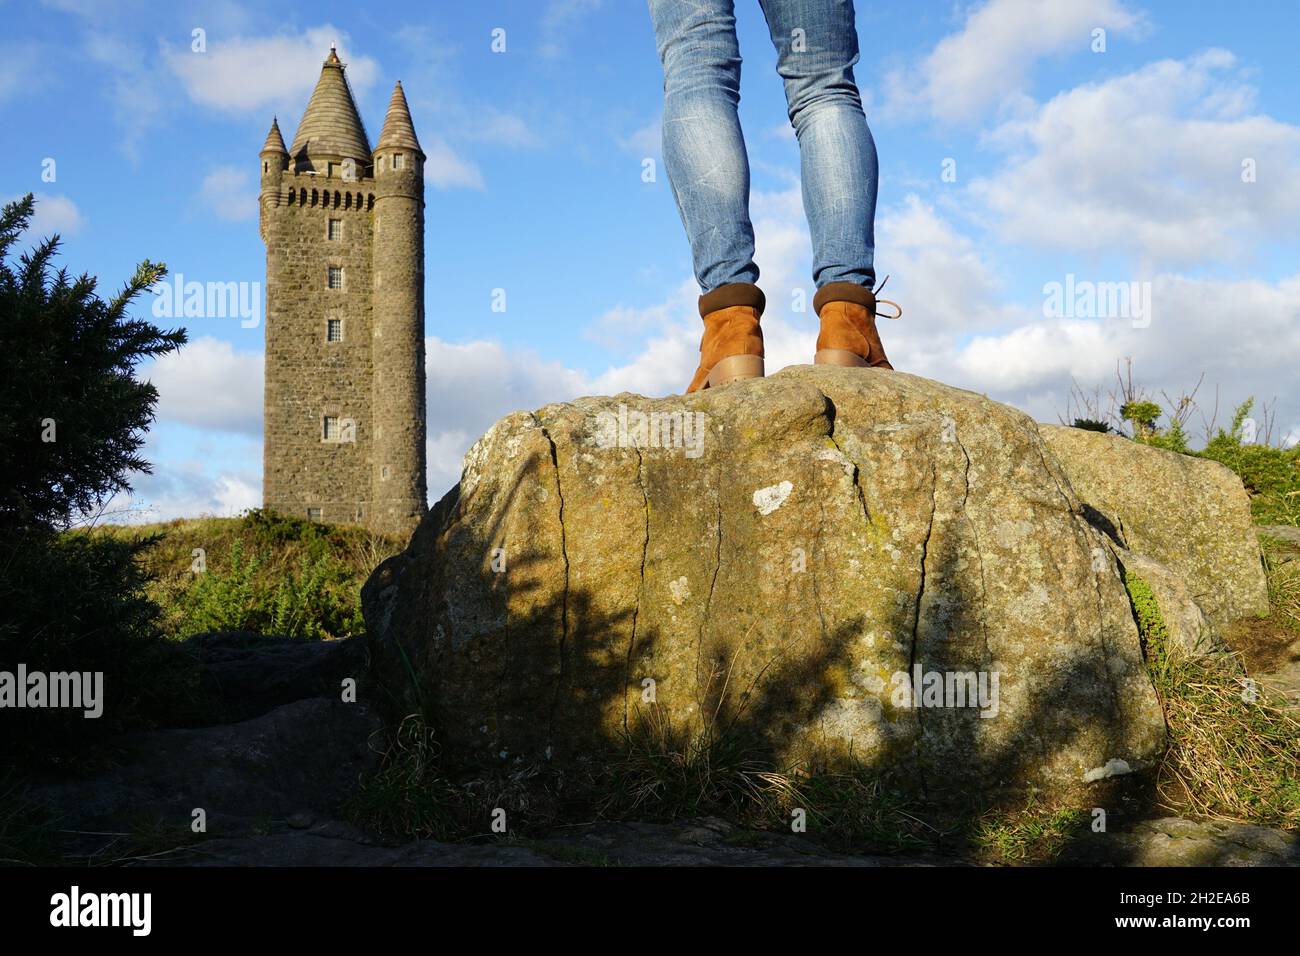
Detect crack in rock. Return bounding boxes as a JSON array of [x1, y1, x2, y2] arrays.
[[535, 416, 570, 751]]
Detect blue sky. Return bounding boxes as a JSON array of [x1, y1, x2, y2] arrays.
[[3, 0, 1299, 520]]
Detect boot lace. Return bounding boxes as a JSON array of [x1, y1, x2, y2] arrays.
[[874, 275, 903, 320]]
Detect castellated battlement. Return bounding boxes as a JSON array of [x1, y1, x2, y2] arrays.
[[259, 47, 427, 534]]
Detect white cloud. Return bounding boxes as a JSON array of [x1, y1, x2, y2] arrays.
[[423, 137, 485, 190], [426, 429, 474, 502], [969, 50, 1300, 267], [165, 25, 379, 114], [619, 116, 661, 157], [424, 337, 591, 495], [198, 167, 258, 222], [952, 318, 1118, 392], [100, 465, 261, 525], [585, 279, 694, 352], [23, 193, 86, 237], [911, 271, 1300, 442], [877, 195, 1017, 334], [883, 0, 1146, 124], [212, 473, 262, 514], [95, 424, 262, 526], [145, 336, 263, 436]]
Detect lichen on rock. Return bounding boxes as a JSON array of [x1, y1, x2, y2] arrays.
[[364, 366, 1170, 799]]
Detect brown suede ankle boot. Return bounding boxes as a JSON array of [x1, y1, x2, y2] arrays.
[[813, 280, 901, 370], [686, 283, 766, 393]]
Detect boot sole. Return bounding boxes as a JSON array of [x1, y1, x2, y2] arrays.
[[814, 348, 870, 367], [706, 354, 765, 388]]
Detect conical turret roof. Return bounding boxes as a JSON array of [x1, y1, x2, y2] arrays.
[[289, 47, 372, 167], [261, 117, 288, 155], [375, 81, 424, 158]]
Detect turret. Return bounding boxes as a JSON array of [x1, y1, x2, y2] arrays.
[[289, 45, 372, 179], [370, 80, 427, 529], [258, 117, 288, 239], [260, 116, 289, 173]]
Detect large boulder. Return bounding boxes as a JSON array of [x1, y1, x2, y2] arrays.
[[364, 366, 1166, 798], [1038, 425, 1269, 632]]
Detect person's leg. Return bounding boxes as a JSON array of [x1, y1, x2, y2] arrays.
[[759, 0, 878, 290], [648, 0, 758, 293], [759, 0, 894, 367], [647, 0, 766, 391]]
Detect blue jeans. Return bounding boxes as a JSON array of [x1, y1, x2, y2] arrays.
[[648, 0, 878, 296]]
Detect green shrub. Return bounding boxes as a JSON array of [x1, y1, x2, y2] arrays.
[[0, 195, 194, 766], [1120, 399, 1163, 440], [177, 537, 366, 640], [1199, 402, 1300, 526], [1140, 417, 1192, 454], [177, 539, 265, 633], [1071, 418, 1112, 434]]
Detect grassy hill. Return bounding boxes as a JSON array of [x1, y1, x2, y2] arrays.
[[87, 509, 404, 642]]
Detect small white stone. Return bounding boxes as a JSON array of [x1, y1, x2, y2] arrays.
[[753, 480, 794, 515], [1082, 758, 1133, 782]]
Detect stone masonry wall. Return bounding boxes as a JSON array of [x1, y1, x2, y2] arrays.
[[262, 171, 375, 526], [369, 153, 427, 533]]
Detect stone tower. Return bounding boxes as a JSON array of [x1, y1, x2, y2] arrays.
[[259, 48, 427, 533]]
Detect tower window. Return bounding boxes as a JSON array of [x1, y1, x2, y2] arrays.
[[307, 507, 322, 522], [328, 266, 343, 289], [393, 153, 405, 170], [323, 416, 339, 440], [328, 219, 342, 240], [327, 319, 343, 342]]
